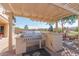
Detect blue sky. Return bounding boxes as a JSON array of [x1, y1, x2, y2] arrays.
[[15, 16, 49, 29], [15, 16, 78, 29]]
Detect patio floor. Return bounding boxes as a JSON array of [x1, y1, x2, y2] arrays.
[[0, 37, 16, 56], [0, 37, 79, 56], [0, 49, 16, 56], [0, 38, 8, 54]]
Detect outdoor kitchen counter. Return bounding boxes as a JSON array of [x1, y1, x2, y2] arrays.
[[16, 32, 63, 55], [43, 32, 63, 53]]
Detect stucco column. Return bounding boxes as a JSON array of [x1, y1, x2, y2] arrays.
[[4, 24, 9, 37], [8, 13, 13, 52]]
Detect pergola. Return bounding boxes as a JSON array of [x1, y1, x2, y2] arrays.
[[0, 3, 79, 52]]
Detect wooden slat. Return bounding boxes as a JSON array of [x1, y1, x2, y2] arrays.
[[1, 3, 78, 22]]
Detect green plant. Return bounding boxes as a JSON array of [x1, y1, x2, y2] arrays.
[[48, 24, 53, 31], [15, 27, 24, 30], [24, 25, 28, 30], [58, 28, 62, 33], [74, 27, 78, 32], [48, 17, 55, 31], [59, 15, 77, 25], [63, 15, 77, 25]]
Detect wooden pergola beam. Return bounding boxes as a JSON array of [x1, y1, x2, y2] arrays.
[[52, 3, 79, 15], [52, 3, 79, 34], [8, 4, 15, 14]]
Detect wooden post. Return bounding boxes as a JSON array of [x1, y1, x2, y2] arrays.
[[55, 21, 58, 32], [8, 13, 13, 52], [62, 22, 64, 32], [39, 40, 42, 49], [78, 16, 79, 40]]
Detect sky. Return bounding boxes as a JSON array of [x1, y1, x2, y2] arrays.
[[15, 16, 49, 29], [15, 16, 78, 29]]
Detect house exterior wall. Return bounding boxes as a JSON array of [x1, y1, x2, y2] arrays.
[[0, 17, 9, 38]]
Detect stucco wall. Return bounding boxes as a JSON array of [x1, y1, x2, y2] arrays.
[[45, 32, 63, 52], [16, 37, 26, 55], [0, 17, 9, 38], [0, 24, 9, 38], [4, 24, 9, 37], [16, 37, 41, 55]]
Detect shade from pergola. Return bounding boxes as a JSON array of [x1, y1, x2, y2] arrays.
[[1, 3, 79, 52], [1, 3, 79, 22]]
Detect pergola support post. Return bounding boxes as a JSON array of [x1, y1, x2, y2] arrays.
[[78, 16, 79, 40], [55, 20, 58, 32], [39, 40, 42, 49], [8, 13, 13, 52], [62, 22, 64, 33]]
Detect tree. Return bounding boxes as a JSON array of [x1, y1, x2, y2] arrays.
[[24, 25, 28, 30], [63, 15, 77, 25], [59, 15, 77, 32], [12, 16, 16, 26], [48, 17, 55, 31], [49, 24, 53, 31]]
